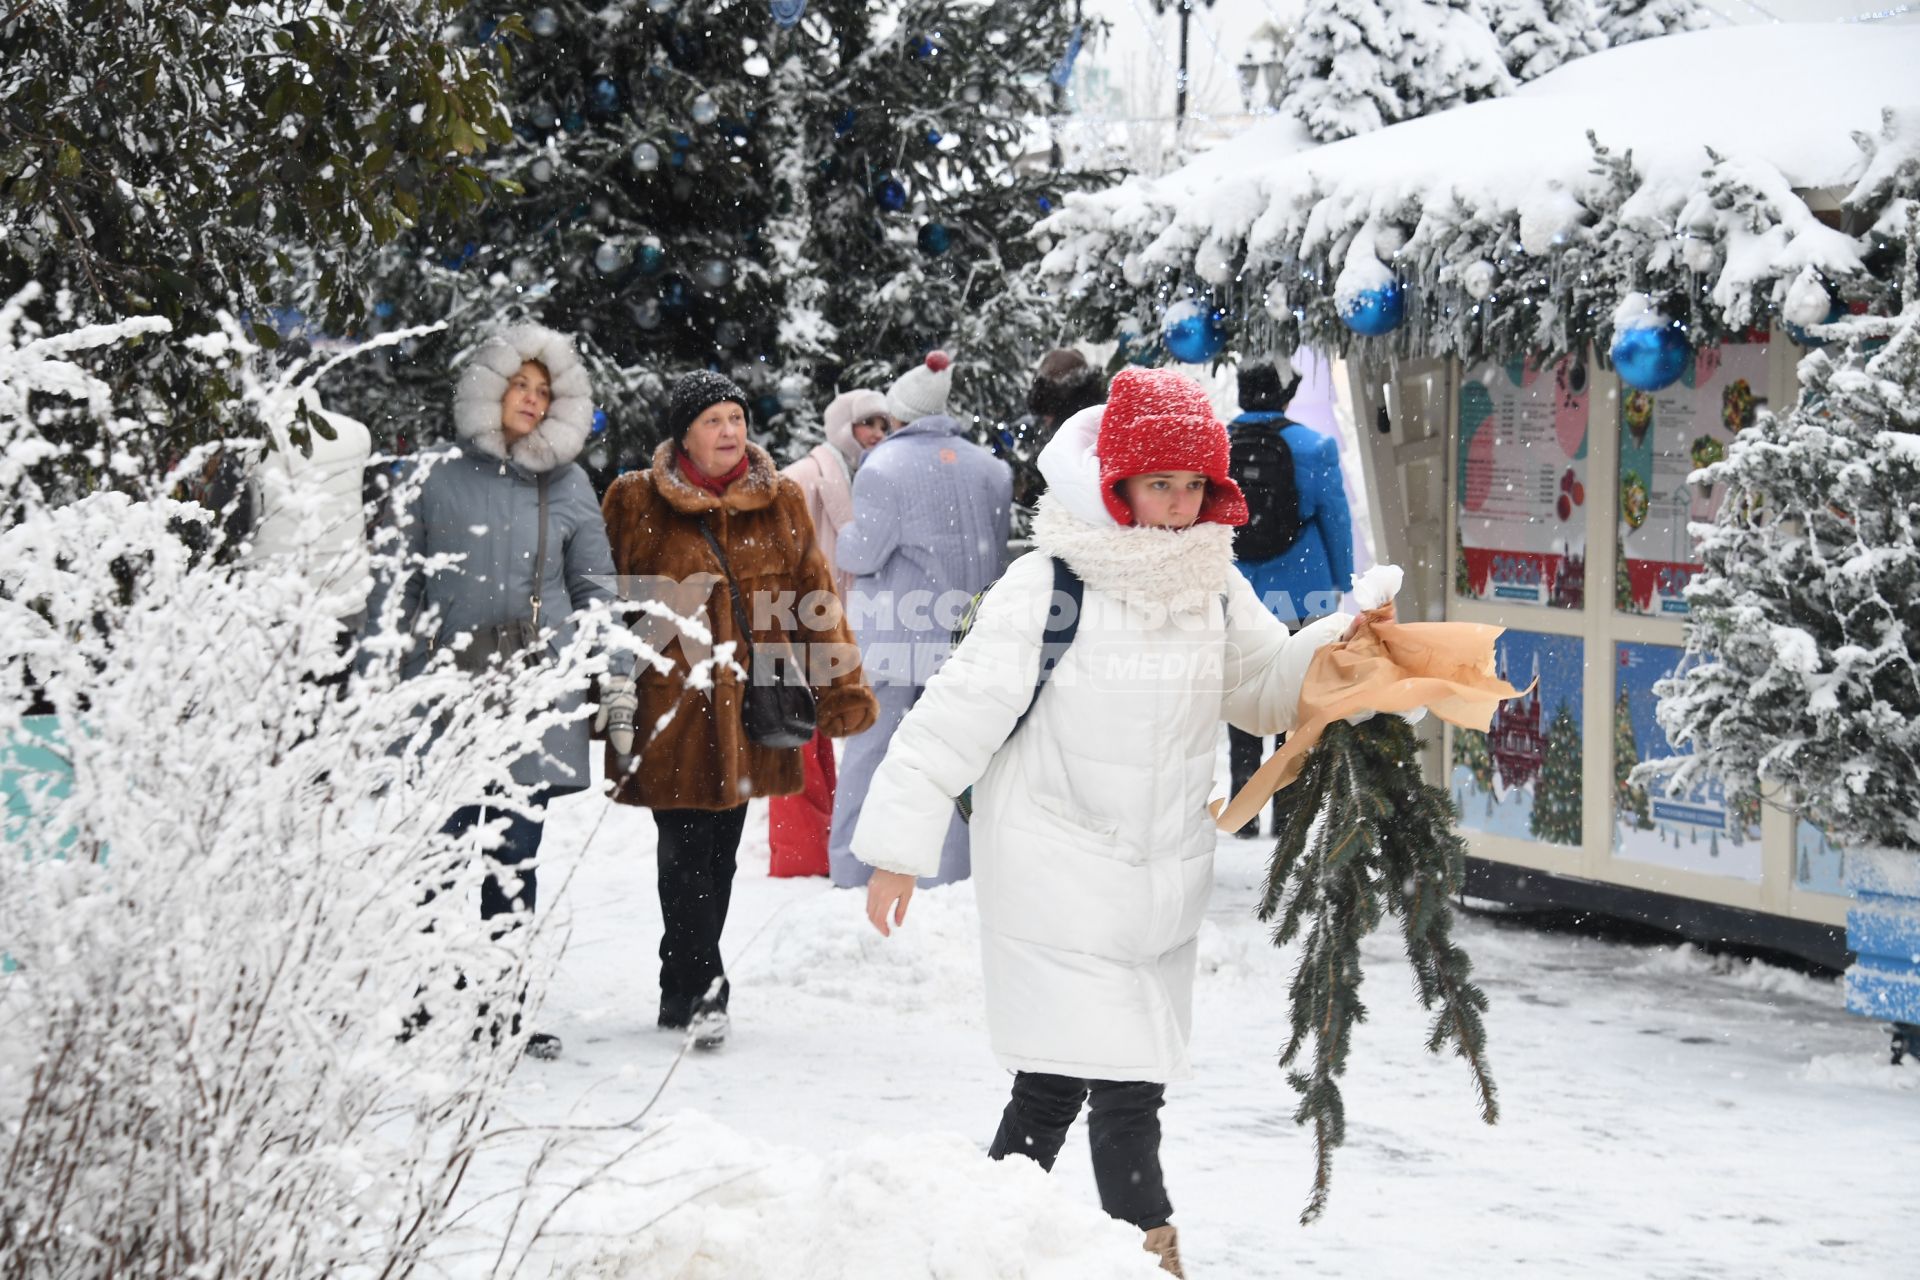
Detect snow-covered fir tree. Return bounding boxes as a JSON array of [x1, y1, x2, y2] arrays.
[[1281, 0, 1511, 144], [337, 0, 1096, 478], [1595, 0, 1709, 47], [1491, 0, 1609, 82], [1655, 231, 1920, 855], [0, 2, 509, 471]]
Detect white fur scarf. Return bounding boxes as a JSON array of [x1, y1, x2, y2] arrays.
[[1030, 495, 1238, 616], [451, 323, 595, 474]]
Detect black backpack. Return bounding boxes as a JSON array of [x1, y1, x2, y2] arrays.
[[1228, 419, 1304, 562]]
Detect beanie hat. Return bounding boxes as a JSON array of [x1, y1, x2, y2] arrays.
[[1027, 355, 1107, 425], [1236, 360, 1300, 414], [665, 370, 751, 445], [884, 350, 954, 424], [1096, 367, 1247, 527], [823, 387, 889, 465]]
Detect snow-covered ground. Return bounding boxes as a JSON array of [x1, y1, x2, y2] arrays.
[[464, 743, 1912, 1279]]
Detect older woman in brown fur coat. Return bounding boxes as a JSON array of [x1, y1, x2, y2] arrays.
[[601, 370, 877, 1049]]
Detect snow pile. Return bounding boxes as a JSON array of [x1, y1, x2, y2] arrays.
[[1798, 1053, 1919, 1092], [734, 880, 987, 1018], [567, 1113, 1163, 1280], [1038, 26, 1920, 362], [1626, 943, 1837, 1003]]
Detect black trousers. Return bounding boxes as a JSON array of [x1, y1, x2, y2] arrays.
[[988, 1072, 1173, 1231], [654, 804, 749, 1025], [440, 786, 556, 922], [1228, 726, 1289, 835]]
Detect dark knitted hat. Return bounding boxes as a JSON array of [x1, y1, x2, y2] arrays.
[[665, 370, 751, 444], [1027, 348, 1107, 424], [1237, 360, 1300, 414]]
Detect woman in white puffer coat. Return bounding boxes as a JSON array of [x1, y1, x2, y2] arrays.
[[851, 367, 1355, 1276]]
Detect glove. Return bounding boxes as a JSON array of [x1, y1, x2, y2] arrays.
[[594, 673, 638, 756]]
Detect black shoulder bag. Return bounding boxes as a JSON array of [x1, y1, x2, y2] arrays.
[[698, 518, 818, 749]]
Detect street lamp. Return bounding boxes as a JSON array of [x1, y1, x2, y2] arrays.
[[1237, 24, 1291, 114], [1149, 0, 1218, 123]]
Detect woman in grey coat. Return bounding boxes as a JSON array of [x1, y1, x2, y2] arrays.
[[377, 324, 631, 1059]]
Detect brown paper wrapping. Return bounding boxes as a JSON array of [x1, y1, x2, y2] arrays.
[[1211, 614, 1528, 833]]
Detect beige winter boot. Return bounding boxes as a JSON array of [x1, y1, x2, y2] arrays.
[[1142, 1224, 1185, 1277]]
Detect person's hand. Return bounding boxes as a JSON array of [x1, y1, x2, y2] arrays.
[[594, 673, 638, 755], [865, 870, 917, 937], [1343, 598, 1396, 641]]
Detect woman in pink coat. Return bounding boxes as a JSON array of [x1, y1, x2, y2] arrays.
[[767, 388, 893, 876]]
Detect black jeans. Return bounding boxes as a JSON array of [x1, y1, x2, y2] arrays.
[[441, 787, 556, 923], [1228, 726, 1289, 835], [988, 1072, 1173, 1231], [654, 804, 749, 1025]]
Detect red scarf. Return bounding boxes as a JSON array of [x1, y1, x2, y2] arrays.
[[676, 447, 749, 497]]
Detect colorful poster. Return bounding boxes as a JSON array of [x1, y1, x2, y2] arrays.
[[1794, 823, 1849, 897], [1455, 356, 1590, 609], [1612, 643, 1761, 880], [1451, 631, 1584, 846], [1616, 340, 1769, 616]]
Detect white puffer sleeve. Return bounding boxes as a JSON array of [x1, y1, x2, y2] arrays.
[[849, 550, 1054, 879], [1220, 571, 1348, 736]]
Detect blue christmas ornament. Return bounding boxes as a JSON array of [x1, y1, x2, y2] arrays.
[[589, 76, 621, 116], [917, 222, 951, 256], [669, 130, 692, 150], [637, 241, 665, 274], [591, 409, 609, 436], [1610, 321, 1690, 392], [562, 111, 585, 133], [834, 108, 857, 137], [874, 176, 908, 212], [374, 300, 395, 318], [925, 128, 943, 146], [909, 34, 936, 59], [1339, 279, 1405, 337], [1035, 194, 1053, 214], [661, 276, 689, 310], [1161, 300, 1227, 364], [755, 394, 783, 420], [770, 0, 806, 28], [668, 150, 686, 168]]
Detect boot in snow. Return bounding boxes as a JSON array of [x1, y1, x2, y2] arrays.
[[525, 1031, 563, 1060], [1143, 1225, 1184, 1277], [689, 1006, 730, 1050]]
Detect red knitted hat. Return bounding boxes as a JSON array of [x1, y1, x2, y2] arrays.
[[1096, 367, 1248, 527]]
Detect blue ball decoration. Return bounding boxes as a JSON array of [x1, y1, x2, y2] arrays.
[[909, 34, 936, 59], [770, 0, 806, 28], [1339, 279, 1405, 337], [591, 409, 608, 436], [874, 176, 908, 212], [661, 276, 689, 310], [834, 108, 857, 137], [755, 394, 783, 420], [589, 76, 620, 116], [637, 242, 665, 275], [1610, 321, 1690, 392], [1161, 300, 1227, 365], [917, 222, 951, 256]]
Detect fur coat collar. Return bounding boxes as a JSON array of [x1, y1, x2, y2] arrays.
[[1031, 494, 1236, 617], [451, 324, 594, 475], [648, 439, 783, 514]]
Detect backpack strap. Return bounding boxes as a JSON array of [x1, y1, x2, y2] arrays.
[[1010, 555, 1083, 737]]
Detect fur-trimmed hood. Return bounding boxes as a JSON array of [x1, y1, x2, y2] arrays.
[[452, 324, 594, 474], [1031, 495, 1236, 616], [646, 438, 784, 514]]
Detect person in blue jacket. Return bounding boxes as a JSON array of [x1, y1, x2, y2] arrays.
[[1228, 359, 1355, 837]]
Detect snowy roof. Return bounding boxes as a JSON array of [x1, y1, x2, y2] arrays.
[[1037, 25, 1920, 361]]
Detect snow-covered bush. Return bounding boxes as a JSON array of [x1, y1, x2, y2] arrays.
[[1653, 227, 1920, 856], [0, 291, 665, 1276]]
